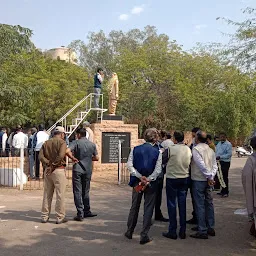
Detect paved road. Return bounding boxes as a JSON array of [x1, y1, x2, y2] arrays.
[[0, 157, 255, 256]]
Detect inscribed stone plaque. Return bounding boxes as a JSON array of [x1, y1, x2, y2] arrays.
[[101, 132, 131, 163]]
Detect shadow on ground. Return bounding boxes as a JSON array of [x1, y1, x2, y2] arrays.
[[0, 157, 256, 256]]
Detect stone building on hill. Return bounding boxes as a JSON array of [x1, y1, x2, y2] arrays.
[[45, 46, 77, 64]]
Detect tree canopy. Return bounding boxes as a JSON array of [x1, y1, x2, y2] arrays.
[[219, 7, 256, 71], [0, 24, 90, 128], [1, 21, 256, 140], [70, 26, 256, 138]]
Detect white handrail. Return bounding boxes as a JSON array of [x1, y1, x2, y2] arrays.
[[47, 93, 103, 133]]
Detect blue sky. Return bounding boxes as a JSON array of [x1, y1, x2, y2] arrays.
[[0, 0, 254, 51]]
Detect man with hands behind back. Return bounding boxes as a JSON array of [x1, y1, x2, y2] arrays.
[[125, 128, 162, 245]]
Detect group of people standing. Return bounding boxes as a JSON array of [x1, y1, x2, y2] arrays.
[[125, 127, 233, 244], [0, 125, 28, 157], [0, 125, 49, 179], [38, 125, 98, 224]]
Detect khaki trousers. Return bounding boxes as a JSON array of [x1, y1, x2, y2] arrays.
[[41, 169, 67, 221], [108, 98, 117, 115]]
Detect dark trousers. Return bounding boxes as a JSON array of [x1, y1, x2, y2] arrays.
[[34, 151, 40, 178], [192, 181, 215, 234], [72, 171, 92, 217], [214, 173, 221, 190], [155, 177, 164, 219], [127, 183, 156, 239], [188, 177, 197, 220], [220, 161, 231, 195], [166, 178, 189, 235], [13, 148, 20, 157], [0, 149, 7, 157]]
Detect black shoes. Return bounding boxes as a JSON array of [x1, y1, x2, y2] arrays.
[[84, 212, 97, 218], [217, 192, 229, 198], [179, 232, 186, 239], [162, 232, 178, 240], [124, 231, 133, 240], [186, 218, 198, 225], [191, 227, 216, 236], [191, 226, 199, 231], [56, 218, 68, 224], [41, 217, 49, 224], [125, 231, 152, 244], [190, 232, 208, 239], [140, 237, 152, 245], [155, 216, 169, 222], [162, 232, 186, 240], [74, 216, 84, 222], [207, 228, 216, 237]]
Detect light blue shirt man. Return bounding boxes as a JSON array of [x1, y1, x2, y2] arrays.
[[216, 140, 232, 162]]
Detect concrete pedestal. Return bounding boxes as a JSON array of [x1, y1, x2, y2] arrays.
[[91, 120, 139, 171]]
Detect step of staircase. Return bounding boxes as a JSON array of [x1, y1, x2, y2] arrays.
[[47, 93, 107, 138]]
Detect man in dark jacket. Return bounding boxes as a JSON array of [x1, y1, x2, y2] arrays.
[[69, 128, 99, 221], [125, 128, 162, 245], [93, 68, 104, 108]]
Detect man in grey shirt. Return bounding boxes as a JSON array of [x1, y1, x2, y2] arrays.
[[69, 128, 99, 221]]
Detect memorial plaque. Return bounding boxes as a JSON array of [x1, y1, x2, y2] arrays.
[[101, 132, 131, 163]]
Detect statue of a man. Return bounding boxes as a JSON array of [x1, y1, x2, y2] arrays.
[[108, 72, 119, 115]]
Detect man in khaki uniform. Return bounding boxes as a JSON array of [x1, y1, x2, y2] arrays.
[[39, 126, 77, 224], [108, 72, 119, 115]]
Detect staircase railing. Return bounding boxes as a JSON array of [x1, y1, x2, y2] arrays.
[[47, 93, 107, 137]]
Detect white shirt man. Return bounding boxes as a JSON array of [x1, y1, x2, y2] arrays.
[[2, 129, 8, 152], [190, 131, 218, 240], [33, 125, 49, 179], [34, 130, 49, 151], [12, 130, 28, 149]]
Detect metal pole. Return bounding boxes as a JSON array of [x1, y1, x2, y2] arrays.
[[20, 148, 24, 190], [118, 140, 122, 185]]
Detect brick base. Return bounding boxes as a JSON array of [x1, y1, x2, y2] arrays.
[[91, 120, 139, 171]]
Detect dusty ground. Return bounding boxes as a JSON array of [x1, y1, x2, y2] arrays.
[[0, 157, 256, 256]]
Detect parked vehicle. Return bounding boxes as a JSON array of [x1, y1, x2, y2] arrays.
[[236, 145, 253, 157]]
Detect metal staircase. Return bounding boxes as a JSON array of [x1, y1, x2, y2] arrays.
[[47, 93, 107, 138]]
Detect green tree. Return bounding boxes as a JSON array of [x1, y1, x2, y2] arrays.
[[1, 23, 255, 141], [0, 24, 34, 64], [0, 24, 90, 127], [216, 7, 256, 71], [1, 52, 90, 127]]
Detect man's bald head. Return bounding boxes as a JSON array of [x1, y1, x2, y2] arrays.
[[196, 130, 207, 144]]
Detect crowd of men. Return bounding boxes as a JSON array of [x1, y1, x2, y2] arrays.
[[0, 123, 235, 243], [125, 127, 233, 244], [0, 122, 94, 179], [0, 125, 51, 180], [0, 122, 99, 225]]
